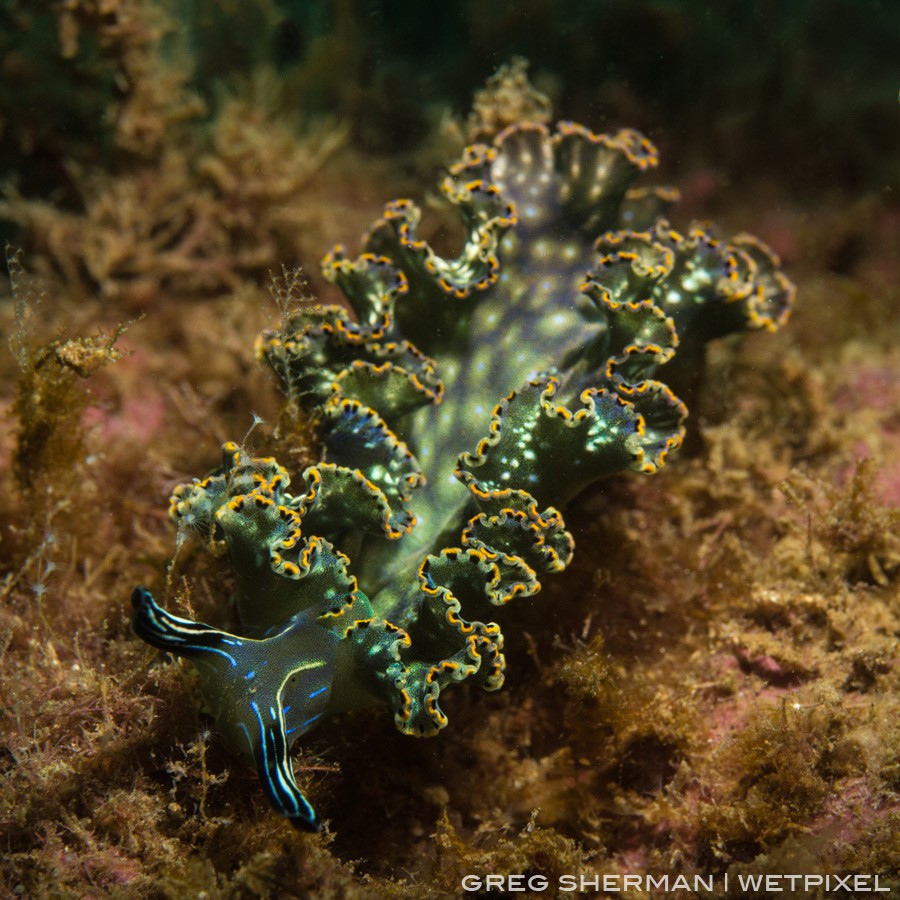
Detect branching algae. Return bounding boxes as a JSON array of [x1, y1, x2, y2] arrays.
[[132, 121, 794, 829]]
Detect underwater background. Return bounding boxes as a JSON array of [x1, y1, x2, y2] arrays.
[[0, 0, 898, 896]]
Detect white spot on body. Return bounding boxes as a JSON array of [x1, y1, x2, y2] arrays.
[[532, 240, 550, 259]]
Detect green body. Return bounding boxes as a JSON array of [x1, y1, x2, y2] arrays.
[[133, 120, 793, 829]]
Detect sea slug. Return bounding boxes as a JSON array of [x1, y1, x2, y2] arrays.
[[132, 120, 794, 829]]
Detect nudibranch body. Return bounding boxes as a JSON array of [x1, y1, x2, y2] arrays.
[[133, 121, 794, 829]]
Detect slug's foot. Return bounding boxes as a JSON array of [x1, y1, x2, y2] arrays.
[[132, 586, 325, 831]]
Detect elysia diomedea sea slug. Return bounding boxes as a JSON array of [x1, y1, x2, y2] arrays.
[[132, 119, 794, 829]]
